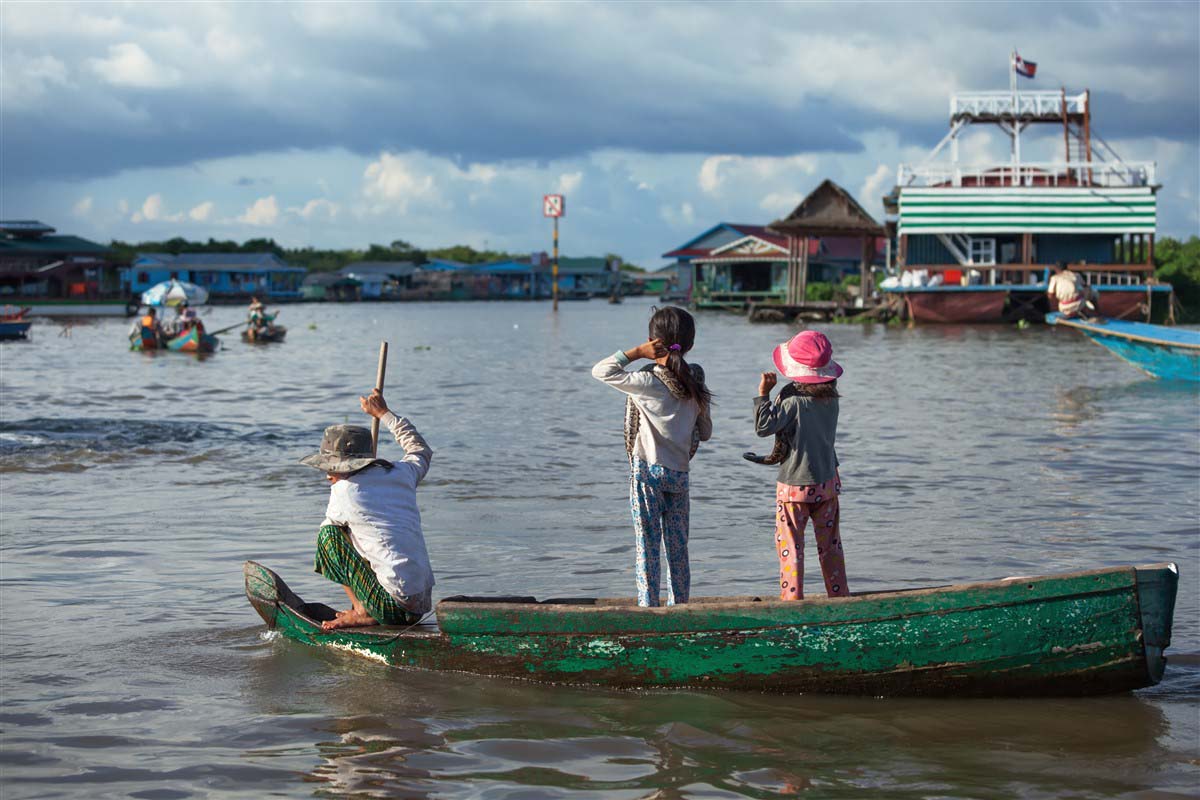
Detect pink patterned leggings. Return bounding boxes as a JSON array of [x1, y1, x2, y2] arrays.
[[774, 475, 849, 600]]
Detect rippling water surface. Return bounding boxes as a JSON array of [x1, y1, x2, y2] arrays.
[[1, 300, 1197, 798]]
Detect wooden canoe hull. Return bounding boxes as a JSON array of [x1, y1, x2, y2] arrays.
[[244, 560, 1177, 697], [242, 326, 287, 344], [130, 326, 218, 353], [1048, 314, 1200, 381]]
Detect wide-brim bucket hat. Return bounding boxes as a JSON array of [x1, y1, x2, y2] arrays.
[[300, 424, 386, 474], [773, 330, 843, 384]]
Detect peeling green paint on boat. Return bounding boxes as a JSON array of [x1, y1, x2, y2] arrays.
[[243, 561, 1179, 697]]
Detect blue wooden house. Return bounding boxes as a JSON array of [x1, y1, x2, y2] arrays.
[[124, 253, 306, 300]]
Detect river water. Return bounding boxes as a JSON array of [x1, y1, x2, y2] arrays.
[[1, 298, 1197, 798]]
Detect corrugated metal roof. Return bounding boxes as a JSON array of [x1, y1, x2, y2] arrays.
[[134, 252, 304, 272], [0, 234, 111, 255]]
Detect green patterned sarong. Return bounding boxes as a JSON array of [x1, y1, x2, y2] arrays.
[[314, 525, 422, 625]]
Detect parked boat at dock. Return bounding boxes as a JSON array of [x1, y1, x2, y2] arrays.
[[245, 560, 1178, 697], [1047, 313, 1200, 381], [0, 305, 33, 340]]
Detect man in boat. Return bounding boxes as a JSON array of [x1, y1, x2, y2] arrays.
[[301, 389, 435, 631], [246, 296, 274, 341], [1047, 262, 1097, 319]]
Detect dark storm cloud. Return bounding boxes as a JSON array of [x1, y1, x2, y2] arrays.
[[1, 1, 1195, 181]]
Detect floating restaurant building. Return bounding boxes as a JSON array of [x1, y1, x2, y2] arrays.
[[885, 85, 1168, 322]]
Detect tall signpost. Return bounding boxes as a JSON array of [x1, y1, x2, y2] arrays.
[[543, 194, 564, 311]]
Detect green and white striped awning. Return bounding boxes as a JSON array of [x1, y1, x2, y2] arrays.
[[898, 187, 1156, 234]]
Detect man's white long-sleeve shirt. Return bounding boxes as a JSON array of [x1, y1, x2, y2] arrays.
[[323, 412, 435, 601]]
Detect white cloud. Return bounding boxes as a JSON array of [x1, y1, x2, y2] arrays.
[[362, 152, 440, 213], [188, 201, 215, 222], [89, 43, 181, 88], [238, 195, 280, 225], [4, 53, 71, 108], [117, 199, 130, 215], [698, 155, 736, 194], [290, 198, 340, 220], [131, 193, 183, 223], [556, 171, 583, 194], [699, 154, 818, 195], [660, 202, 695, 228], [858, 164, 893, 214], [451, 163, 498, 184], [73, 196, 93, 217], [759, 191, 804, 215]]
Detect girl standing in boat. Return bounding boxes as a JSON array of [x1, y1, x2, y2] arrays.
[[592, 306, 712, 607], [753, 330, 849, 600]]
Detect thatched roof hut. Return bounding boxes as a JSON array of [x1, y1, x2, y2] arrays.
[[767, 179, 883, 238], [766, 180, 883, 305]]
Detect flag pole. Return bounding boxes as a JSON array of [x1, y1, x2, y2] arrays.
[[1011, 48, 1020, 175]]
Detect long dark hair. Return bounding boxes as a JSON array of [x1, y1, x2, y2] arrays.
[[782, 379, 839, 400], [649, 306, 712, 411]]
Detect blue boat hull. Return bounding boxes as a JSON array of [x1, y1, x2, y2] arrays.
[[0, 321, 32, 340], [1047, 313, 1200, 381]]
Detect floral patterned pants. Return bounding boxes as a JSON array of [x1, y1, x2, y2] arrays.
[[775, 474, 849, 600], [630, 458, 690, 607]]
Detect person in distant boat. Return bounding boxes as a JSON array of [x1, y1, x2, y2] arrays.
[[301, 389, 435, 631], [592, 306, 712, 607], [246, 296, 274, 341], [1047, 262, 1096, 319], [134, 306, 161, 348], [179, 305, 204, 336], [752, 330, 849, 600]]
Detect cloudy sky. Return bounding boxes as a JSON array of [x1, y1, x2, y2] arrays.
[[3, 1, 1197, 266]]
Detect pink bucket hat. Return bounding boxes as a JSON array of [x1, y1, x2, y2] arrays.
[[773, 330, 843, 384]]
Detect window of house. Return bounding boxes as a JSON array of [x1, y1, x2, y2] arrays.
[[969, 238, 996, 266]]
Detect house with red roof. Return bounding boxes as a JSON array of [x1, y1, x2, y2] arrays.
[[662, 222, 885, 309]]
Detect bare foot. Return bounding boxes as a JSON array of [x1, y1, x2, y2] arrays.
[[320, 608, 379, 631]]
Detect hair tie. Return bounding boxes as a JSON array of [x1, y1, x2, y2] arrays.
[[668, 344, 682, 351]]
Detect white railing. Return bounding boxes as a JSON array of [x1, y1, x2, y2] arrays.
[[897, 161, 1156, 188], [950, 91, 1087, 119]]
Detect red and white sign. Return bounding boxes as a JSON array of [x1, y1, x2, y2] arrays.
[[543, 194, 565, 218]]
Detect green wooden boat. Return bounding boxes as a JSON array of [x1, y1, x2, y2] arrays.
[[244, 560, 1178, 697]]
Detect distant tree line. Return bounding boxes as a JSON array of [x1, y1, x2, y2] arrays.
[[1153, 236, 1200, 321], [107, 237, 648, 274]]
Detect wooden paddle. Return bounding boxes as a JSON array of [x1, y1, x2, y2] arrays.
[[207, 321, 247, 337], [371, 341, 389, 457]]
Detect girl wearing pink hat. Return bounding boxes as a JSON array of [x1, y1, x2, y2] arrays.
[[752, 330, 849, 600]]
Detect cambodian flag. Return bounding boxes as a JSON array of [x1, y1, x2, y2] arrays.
[[1014, 53, 1037, 79]]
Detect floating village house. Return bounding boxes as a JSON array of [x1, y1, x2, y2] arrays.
[[0, 220, 119, 301], [338, 261, 418, 299], [884, 85, 1167, 323], [663, 187, 886, 311], [126, 253, 306, 301]]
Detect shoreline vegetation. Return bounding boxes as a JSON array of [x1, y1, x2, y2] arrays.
[[108, 237, 650, 274]]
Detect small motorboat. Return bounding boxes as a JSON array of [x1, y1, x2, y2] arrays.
[[0, 305, 32, 340], [1047, 313, 1200, 381], [245, 560, 1177, 697]]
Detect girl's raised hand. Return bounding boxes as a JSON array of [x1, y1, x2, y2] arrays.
[[636, 339, 668, 360], [758, 371, 777, 396]]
